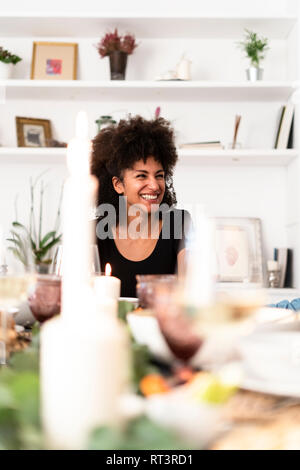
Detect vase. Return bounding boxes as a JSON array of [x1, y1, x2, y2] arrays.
[[109, 51, 128, 80], [246, 66, 263, 82], [0, 62, 12, 79], [36, 262, 51, 274]]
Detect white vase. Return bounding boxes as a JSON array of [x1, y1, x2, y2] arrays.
[[246, 66, 263, 82], [0, 62, 12, 79]]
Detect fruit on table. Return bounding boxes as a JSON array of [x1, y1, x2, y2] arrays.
[[189, 372, 238, 405], [140, 374, 170, 396]]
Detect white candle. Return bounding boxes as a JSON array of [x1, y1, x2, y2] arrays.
[[183, 210, 215, 308], [62, 111, 95, 321], [94, 263, 121, 302], [41, 313, 130, 450], [267, 260, 279, 271], [41, 112, 130, 450]]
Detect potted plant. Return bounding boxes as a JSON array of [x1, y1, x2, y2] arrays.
[[7, 174, 62, 273], [237, 29, 269, 81], [96, 28, 138, 80], [0, 46, 22, 79]]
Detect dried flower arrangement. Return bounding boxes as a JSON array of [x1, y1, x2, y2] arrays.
[[96, 29, 138, 58]]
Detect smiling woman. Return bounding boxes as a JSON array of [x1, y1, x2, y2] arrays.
[[91, 115, 191, 297]]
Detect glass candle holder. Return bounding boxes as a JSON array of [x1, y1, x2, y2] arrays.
[[28, 275, 61, 323]]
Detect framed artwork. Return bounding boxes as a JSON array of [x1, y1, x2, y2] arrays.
[[215, 217, 264, 284], [31, 42, 78, 80], [16, 117, 52, 148]]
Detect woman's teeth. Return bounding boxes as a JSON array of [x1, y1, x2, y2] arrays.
[[140, 194, 158, 200]]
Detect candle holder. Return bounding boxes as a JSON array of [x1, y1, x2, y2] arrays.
[[28, 274, 61, 323]]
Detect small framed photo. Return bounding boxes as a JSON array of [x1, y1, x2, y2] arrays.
[[215, 217, 264, 285], [16, 117, 52, 148], [31, 41, 78, 80]]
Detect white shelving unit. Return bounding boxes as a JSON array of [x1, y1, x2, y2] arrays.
[[0, 147, 297, 167], [0, 80, 295, 101], [0, 13, 296, 38], [1, 3, 299, 289]]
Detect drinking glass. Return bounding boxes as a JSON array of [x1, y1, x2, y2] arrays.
[[136, 274, 176, 309], [28, 274, 61, 323], [51, 244, 101, 276], [0, 233, 36, 364], [153, 279, 203, 364]]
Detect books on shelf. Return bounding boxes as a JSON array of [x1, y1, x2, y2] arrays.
[[274, 248, 293, 288], [179, 141, 224, 149], [274, 102, 294, 149]]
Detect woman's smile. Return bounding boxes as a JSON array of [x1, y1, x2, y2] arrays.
[[113, 156, 166, 213]]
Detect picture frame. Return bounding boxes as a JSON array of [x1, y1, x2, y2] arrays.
[[214, 217, 264, 285], [31, 41, 78, 80], [16, 117, 52, 148]]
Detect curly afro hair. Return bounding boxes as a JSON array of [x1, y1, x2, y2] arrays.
[[91, 115, 178, 220]]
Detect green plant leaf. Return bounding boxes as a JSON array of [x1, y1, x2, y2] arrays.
[[118, 300, 135, 322], [12, 221, 28, 231], [38, 236, 62, 256], [39, 231, 56, 247], [88, 416, 189, 450], [6, 237, 23, 249], [7, 247, 24, 265]]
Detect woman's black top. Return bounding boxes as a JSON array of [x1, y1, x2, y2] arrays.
[[96, 208, 191, 298]]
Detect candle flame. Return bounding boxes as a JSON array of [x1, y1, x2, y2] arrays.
[[105, 263, 112, 276]]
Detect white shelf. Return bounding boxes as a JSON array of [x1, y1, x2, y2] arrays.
[[178, 149, 298, 166], [0, 147, 67, 164], [0, 147, 297, 167], [0, 13, 296, 39], [0, 80, 296, 102]]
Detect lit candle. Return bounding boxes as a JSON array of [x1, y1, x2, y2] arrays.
[[94, 263, 121, 302], [41, 112, 129, 450]]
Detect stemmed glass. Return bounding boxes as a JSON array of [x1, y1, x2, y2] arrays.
[[153, 279, 203, 365], [0, 232, 36, 364]]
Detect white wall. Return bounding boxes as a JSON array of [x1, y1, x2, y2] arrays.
[[0, 0, 298, 286], [0, 0, 294, 15]]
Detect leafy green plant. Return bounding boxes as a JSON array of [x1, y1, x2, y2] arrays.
[[7, 173, 62, 269], [0, 327, 42, 450], [237, 29, 269, 68], [88, 416, 189, 450], [0, 47, 22, 65]]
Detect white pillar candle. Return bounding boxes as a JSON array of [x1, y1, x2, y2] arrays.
[[41, 313, 130, 450], [41, 112, 130, 450], [61, 111, 95, 321], [94, 263, 121, 302], [267, 260, 279, 271]]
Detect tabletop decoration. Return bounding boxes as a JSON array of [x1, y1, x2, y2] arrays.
[[40, 112, 130, 450], [94, 263, 121, 301], [96, 28, 138, 80], [7, 173, 62, 274], [237, 29, 269, 82], [0, 46, 22, 79]]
